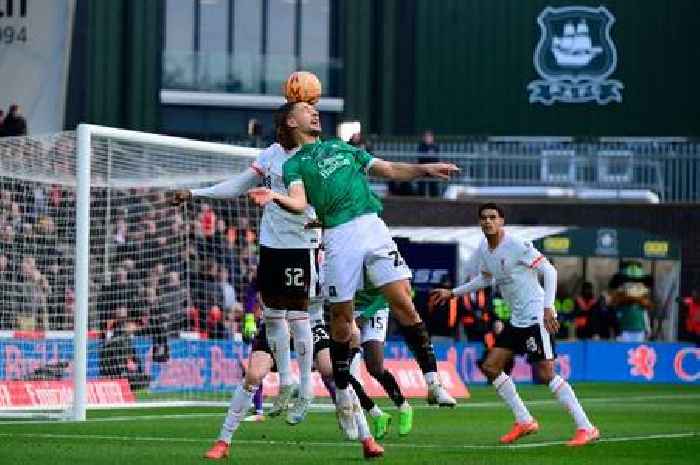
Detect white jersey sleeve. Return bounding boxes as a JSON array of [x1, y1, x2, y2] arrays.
[[463, 245, 483, 277], [516, 240, 545, 269]]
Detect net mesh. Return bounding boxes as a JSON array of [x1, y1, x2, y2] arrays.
[[0, 130, 261, 413]]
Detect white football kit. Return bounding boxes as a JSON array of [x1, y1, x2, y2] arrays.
[[460, 233, 555, 327]]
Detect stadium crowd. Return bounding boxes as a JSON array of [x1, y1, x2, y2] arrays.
[[0, 104, 28, 138], [2, 172, 688, 345], [0, 177, 262, 343]]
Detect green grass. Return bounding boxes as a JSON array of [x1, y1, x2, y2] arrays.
[[2, 383, 699, 465]]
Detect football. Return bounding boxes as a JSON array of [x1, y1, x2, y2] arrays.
[[283, 71, 322, 104]]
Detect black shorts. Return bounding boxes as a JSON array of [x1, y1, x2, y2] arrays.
[[258, 246, 315, 303], [251, 322, 272, 355], [312, 323, 331, 359], [494, 322, 556, 363]]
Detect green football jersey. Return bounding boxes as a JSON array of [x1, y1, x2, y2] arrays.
[[355, 287, 388, 318], [282, 139, 382, 228]]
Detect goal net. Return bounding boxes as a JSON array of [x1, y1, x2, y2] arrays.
[[0, 125, 262, 419]]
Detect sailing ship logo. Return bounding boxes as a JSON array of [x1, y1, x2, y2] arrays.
[[528, 6, 623, 105]]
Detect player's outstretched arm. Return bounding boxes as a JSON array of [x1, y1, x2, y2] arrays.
[[168, 168, 260, 205], [369, 159, 459, 182], [248, 181, 307, 213], [429, 273, 491, 306]]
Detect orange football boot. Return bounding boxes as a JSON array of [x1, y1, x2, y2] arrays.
[[499, 420, 540, 444]]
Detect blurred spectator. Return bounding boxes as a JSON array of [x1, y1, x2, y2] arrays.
[[426, 276, 461, 343], [190, 260, 224, 336], [0, 177, 265, 340], [207, 305, 227, 339], [199, 203, 216, 238], [416, 130, 441, 197], [144, 285, 170, 362], [219, 267, 239, 314], [2, 104, 28, 137], [0, 254, 17, 329], [554, 285, 575, 339], [0, 109, 5, 130], [99, 305, 149, 390], [458, 287, 495, 345], [1, 223, 18, 259], [99, 267, 137, 330], [160, 271, 186, 331], [18, 257, 50, 330], [573, 282, 606, 339], [681, 290, 700, 345]]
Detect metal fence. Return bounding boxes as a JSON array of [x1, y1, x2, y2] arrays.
[[370, 139, 700, 203]]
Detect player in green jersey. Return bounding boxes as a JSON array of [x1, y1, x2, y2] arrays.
[[249, 102, 459, 437], [352, 287, 413, 438]]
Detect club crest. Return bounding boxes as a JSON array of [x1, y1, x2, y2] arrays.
[[527, 6, 623, 105]]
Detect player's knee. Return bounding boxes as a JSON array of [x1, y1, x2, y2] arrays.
[[536, 364, 555, 383], [245, 368, 264, 386], [481, 360, 501, 381], [330, 322, 352, 342], [390, 300, 421, 326]]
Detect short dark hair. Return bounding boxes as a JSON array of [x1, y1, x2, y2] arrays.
[[478, 203, 505, 219], [274, 102, 299, 150]]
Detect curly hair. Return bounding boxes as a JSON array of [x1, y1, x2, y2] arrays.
[[274, 102, 299, 150]]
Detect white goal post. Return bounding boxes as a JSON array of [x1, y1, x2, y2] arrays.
[[0, 124, 262, 420]]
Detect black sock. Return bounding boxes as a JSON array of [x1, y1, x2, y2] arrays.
[[400, 322, 438, 374], [330, 339, 351, 390], [348, 375, 376, 411], [376, 369, 405, 407]]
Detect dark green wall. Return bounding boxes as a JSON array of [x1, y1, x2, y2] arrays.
[[344, 0, 700, 136], [66, 0, 162, 132]]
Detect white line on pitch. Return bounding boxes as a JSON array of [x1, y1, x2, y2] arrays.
[[1, 393, 698, 425], [0, 431, 697, 450]]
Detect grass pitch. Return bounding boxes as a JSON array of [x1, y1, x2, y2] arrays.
[[1, 383, 699, 465]]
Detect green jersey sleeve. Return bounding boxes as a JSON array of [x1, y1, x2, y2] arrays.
[[350, 146, 374, 171], [282, 156, 303, 188]]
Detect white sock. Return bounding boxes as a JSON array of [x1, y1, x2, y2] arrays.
[[219, 384, 256, 443], [399, 401, 411, 412], [288, 311, 314, 399], [350, 349, 363, 380], [356, 409, 371, 440], [493, 372, 533, 423], [351, 389, 371, 440], [549, 375, 593, 430], [336, 386, 352, 405], [424, 371, 439, 386], [265, 308, 292, 386]]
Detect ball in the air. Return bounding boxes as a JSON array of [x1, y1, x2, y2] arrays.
[[283, 71, 322, 104]]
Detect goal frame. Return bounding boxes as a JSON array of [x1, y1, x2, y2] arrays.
[[67, 124, 260, 420]]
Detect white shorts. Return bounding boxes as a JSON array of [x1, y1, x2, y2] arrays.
[[354, 308, 389, 344], [323, 214, 412, 303]]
